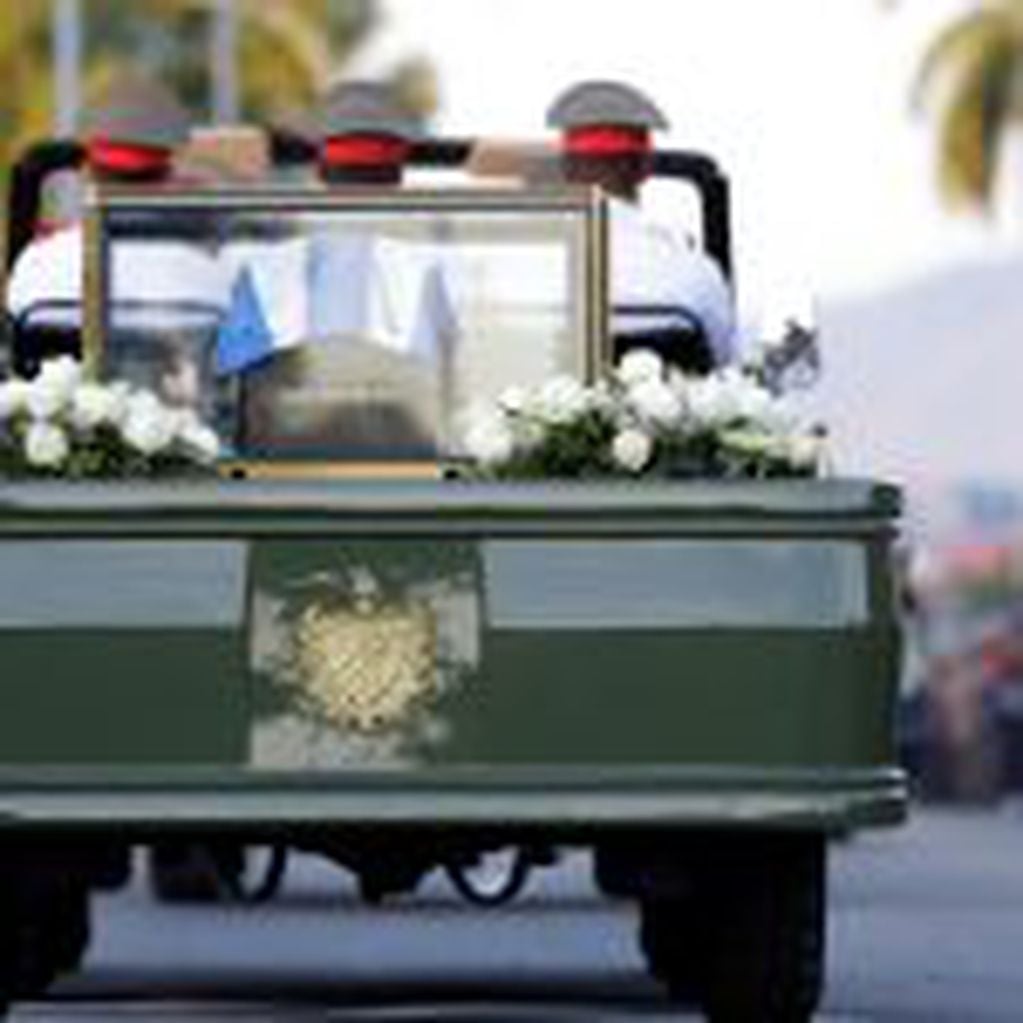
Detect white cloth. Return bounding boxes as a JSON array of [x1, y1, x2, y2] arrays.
[[609, 198, 736, 364], [7, 226, 229, 331], [304, 233, 455, 359], [213, 233, 457, 375], [221, 237, 311, 353]]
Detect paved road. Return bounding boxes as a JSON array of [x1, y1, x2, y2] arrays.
[[9, 807, 1023, 1021]]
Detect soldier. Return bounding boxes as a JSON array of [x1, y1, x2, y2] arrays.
[[308, 79, 443, 344], [234, 81, 452, 458], [7, 71, 213, 319], [547, 80, 737, 373], [6, 72, 225, 407]]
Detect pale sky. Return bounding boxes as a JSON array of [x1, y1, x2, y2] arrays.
[[357, 0, 1023, 320]]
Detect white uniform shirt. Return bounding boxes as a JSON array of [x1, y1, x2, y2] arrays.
[[6, 225, 229, 331], [609, 197, 736, 364], [7, 228, 82, 321]]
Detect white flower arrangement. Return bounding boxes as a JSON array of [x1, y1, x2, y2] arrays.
[[0, 357, 220, 479], [461, 348, 827, 480]]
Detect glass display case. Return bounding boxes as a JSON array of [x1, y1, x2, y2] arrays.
[[83, 186, 608, 471]]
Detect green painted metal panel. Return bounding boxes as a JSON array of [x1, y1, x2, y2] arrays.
[[434, 629, 899, 768], [0, 630, 247, 764], [0, 768, 907, 831], [0, 480, 900, 537], [0, 480, 905, 829]]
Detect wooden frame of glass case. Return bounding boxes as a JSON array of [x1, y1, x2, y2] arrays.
[[83, 185, 609, 478]]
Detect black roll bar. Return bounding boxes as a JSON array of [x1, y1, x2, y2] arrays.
[[651, 150, 733, 285], [263, 131, 734, 282], [5, 139, 85, 273], [6, 132, 734, 290]]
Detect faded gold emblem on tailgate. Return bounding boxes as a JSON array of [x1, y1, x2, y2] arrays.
[[249, 542, 481, 768], [292, 589, 437, 733]]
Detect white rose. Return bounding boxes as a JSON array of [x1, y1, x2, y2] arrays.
[[28, 358, 83, 419], [177, 419, 221, 462], [0, 380, 31, 420], [536, 376, 590, 424], [514, 412, 547, 449], [498, 385, 529, 415], [686, 378, 718, 426], [122, 391, 164, 423], [24, 421, 69, 469], [69, 383, 121, 432], [37, 356, 83, 398], [616, 349, 664, 387], [104, 382, 134, 427], [612, 428, 653, 473], [25, 378, 68, 420], [666, 367, 691, 393], [786, 433, 826, 471], [163, 406, 197, 437], [688, 376, 740, 427], [586, 379, 617, 417], [464, 411, 515, 465], [754, 396, 799, 435], [628, 378, 684, 428], [121, 393, 177, 455], [734, 380, 776, 424]]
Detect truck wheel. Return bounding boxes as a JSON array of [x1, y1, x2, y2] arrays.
[[699, 836, 825, 1023], [0, 873, 89, 1005], [638, 897, 705, 1002], [50, 884, 90, 976], [147, 843, 223, 903]]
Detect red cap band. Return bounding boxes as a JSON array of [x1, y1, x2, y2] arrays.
[[563, 125, 651, 158], [88, 139, 173, 178], [322, 134, 411, 169]]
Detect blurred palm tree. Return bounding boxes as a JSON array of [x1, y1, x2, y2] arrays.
[[83, 0, 376, 122], [914, 0, 1023, 210], [1, 1, 379, 184], [1, 2, 55, 174]]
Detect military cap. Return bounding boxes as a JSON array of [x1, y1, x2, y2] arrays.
[[546, 80, 669, 133], [317, 80, 423, 182], [82, 70, 192, 151], [318, 80, 423, 145]]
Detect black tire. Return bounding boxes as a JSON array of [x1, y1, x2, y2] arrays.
[[0, 879, 14, 1015], [445, 848, 532, 907], [5, 910, 55, 998], [49, 883, 90, 977], [638, 897, 705, 1003], [700, 836, 826, 1023], [0, 873, 89, 1004]]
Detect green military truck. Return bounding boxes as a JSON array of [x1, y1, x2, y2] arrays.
[[0, 142, 905, 1023]]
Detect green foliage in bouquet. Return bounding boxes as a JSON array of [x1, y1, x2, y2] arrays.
[[488, 408, 618, 480], [461, 349, 827, 482]]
